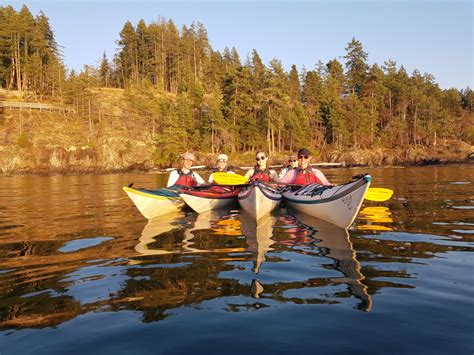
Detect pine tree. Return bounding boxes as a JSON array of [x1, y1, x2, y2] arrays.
[[99, 52, 111, 87], [344, 37, 368, 95]]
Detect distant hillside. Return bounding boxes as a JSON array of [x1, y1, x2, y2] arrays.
[[0, 88, 472, 175]]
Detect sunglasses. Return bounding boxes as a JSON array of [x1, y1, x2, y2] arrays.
[[256, 156, 266, 161], [217, 159, 227, 163], [289, 160, 297, 163], [298, 155, 309, 160]]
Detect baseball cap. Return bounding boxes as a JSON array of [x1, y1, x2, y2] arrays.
[[182, 152, 195, 161], [297, 148, 311, 157]]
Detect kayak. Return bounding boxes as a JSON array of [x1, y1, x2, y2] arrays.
[[179, 185, 240, 214], [282, 175, 371, 229], [238, 182, 282, 220], [123, 185, 184, 219]]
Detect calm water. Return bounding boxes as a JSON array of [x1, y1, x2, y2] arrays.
[[0, 165, 473, 354]]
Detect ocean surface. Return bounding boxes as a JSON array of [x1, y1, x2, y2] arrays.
[[0, 165, 473, 354]]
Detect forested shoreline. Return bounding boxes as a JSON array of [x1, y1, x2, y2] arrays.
[[0, 5, 473, 174]]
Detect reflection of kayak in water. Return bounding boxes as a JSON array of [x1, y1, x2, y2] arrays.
[[239, 211, 276, 273], [288, 209, 372, 312], [182, 210, 242, 253], [135, 211, 189, 255], [136, 210, 244, 257]]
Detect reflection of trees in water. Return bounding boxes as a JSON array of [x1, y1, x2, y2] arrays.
[[1, 206, 471, 329]]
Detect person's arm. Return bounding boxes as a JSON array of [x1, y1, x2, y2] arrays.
[[194, 172, 205, 186], [208, 173, 214, 183], [314, 169, 332, 186], [278, 168, 288, 179], [244, 168, 254, 180], [277, 169, 296, 183], [270, 169, 279, 182], [167, 170, 178, 187]]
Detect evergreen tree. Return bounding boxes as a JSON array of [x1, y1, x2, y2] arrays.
[[117, 21, 138, 85], [99, 52, 111, 87], [344, 37, 368, 95]]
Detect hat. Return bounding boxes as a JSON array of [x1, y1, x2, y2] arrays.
[[217, 153, 228, 161], [182, 152, 195, 161], [297, 148, 311, 157]]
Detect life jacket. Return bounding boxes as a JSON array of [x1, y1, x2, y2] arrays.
[[174, 169, 197, 187], [250, 167, 272, 182], [292, 167, 322, 185]]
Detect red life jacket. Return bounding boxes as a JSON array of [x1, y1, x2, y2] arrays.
[[250, 168, 272, 182], [174, 170, 197, 187], [292, 168, 322, 185]]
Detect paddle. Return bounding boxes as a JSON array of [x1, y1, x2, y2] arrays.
[[364, 188, 393, 202], [213, 172, 248, 185], [212, 172, 394, 202]]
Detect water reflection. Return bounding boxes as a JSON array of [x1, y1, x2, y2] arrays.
[[239, 212, 276, 274], [134, 209, 244, 258], [1, 166, 473, 354], [356, 206, 394, 231], [278, 209, 372, 311]]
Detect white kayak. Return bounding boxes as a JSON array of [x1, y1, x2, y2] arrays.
[[282, 175, 371, 229], [238, 182, 282, 220], [123, 186, 184, 219], [179, 186, 240, 214]]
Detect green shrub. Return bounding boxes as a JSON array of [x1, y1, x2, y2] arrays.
[[17, 133, 30, 148]]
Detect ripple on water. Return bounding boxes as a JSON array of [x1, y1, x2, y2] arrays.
[[451, 229, 474, 235], [362, 231, 474, 247], [450, 206, 474, 210], [58, 237, 114, 253]]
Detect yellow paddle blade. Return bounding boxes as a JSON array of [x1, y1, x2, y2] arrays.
[[213, 172, 249, 185], [365, 188, 394, 202]]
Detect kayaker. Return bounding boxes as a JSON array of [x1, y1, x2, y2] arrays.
[[244, 151, 278, 182], [278, 148, 332, 186], [208, 153, 235, 183], [278, 155, 298, 179], [167, 152, 205, 187]]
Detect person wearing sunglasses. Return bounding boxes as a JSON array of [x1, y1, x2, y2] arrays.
[[278, 148, 332, 186], [167, 152, 205, 187], [208, 153, 235, 183], [244, 151, 278, 182], [278, 155, 299, 179]]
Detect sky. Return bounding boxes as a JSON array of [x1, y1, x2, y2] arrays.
[[4, 0, 473, 89]]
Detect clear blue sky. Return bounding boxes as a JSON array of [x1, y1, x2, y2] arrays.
[[6, 0, 473, 89]]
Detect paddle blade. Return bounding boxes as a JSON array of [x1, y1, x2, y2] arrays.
[[365, 188, 394, 202], [213, 172, 248, 185]]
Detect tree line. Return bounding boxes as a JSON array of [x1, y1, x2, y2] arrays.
[[1, 5, 473, 165]]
